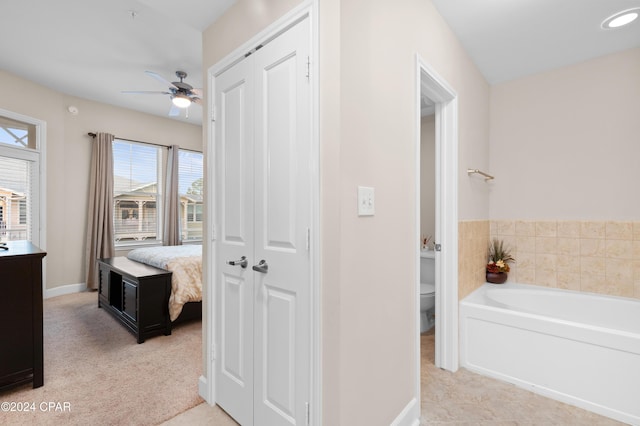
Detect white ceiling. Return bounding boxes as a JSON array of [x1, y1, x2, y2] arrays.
[[431, 0, 640, 84], [1, 1, 639, 125], [0, 0, 235, 125]]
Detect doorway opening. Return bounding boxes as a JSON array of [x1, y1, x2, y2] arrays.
[[414, 55, 459, 415], [419, 100, 437, 365]]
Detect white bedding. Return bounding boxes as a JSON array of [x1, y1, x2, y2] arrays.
[[127, 245, 202, 321]]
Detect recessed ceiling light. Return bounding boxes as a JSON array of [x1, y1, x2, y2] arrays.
[[601, 8, 640, 29]]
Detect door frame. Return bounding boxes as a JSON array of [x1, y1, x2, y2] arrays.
[[201, 3, 320, 425], [414, 54, 459, 409]]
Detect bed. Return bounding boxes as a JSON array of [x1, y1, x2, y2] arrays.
[[126, 244, 202, 322]]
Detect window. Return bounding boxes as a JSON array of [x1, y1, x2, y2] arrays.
[[0, 110, 41, 245], [178, 150, 203, 242], [19, 199, 27, 224], [0, 116, 36, 149], [112, 140, 162, 245], [187, 204, 203, 222], [111, 141, 203, 246]]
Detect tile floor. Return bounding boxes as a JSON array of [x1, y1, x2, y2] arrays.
[[164, 330, 623, 425], [419, 329, 622, 425], [162, 402, 239, 426]]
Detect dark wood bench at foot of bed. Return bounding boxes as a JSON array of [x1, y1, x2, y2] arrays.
[[97, 257, 201, 343]]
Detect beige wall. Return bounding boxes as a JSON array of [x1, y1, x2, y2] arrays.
[[337, 1, 489, 423], [488, 48, 640, 298], [319, 0, 342, 424], [201, 0, 304, 69], [0, 70, 202, 291], [489, 48, 640, 220], [202, 0, 491, 423]]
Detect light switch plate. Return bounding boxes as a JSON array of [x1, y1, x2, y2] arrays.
[[357, 186, 375, 216]]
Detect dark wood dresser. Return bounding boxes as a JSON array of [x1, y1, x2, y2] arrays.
[[0, 240, 46, 391], [97, 257, 172, 343]]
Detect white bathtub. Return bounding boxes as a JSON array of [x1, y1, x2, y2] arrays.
[[460, 282, 640, 424]]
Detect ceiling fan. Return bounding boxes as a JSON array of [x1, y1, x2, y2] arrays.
[[122, 70, 202, 117]]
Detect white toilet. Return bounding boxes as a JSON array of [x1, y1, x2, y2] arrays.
[[420, 251, 436, 333]]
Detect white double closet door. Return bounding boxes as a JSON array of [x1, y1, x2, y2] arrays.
[[214, 17, 311, 426]]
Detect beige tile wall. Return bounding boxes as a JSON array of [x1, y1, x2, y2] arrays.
[[491, 220, 640, 299], [459, 220, 490, 300]]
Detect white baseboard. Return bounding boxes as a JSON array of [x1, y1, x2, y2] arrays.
[[44, 282, 87, 299], [198, 375, 211, 404], [390, 397, 420, 426]]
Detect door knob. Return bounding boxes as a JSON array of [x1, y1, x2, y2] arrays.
[[252, 260, 268, 273], [227, 256, 248, 269]]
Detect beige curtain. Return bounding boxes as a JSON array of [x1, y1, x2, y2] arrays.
[[85, 132, 115, 290], [163, 145, 181, 246]]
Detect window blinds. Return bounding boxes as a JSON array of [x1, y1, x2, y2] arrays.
[[0, 156, 32, 241], [112, 139, 163, 244], [178, 150, 204, 241]]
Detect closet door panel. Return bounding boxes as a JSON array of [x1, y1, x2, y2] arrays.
[[253, 17, 311, 426], [215, 57, 255, 426], [262, 54, 297, 251]]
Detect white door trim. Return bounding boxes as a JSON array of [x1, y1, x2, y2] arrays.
[[414, 53, 459, 419], [202, 3, 320, 425]]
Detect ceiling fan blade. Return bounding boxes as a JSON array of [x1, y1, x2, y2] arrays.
[[168, 104, 181, 117], [145, 70, 175, 88], [191, 88, 203, 96], [191, 97, 202, 105], [121, 90, 171, 95], [173, 81, 193, 91]]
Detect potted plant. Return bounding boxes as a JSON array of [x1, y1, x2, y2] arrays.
[[486, 239, 515, 284]]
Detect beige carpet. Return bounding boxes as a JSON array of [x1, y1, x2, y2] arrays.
[[0, 291, 203, 425]]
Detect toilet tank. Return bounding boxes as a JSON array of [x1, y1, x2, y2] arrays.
[[420, 250, 435, 284]]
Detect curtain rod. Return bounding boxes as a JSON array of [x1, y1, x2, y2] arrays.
[[87, 132, 201, 153]]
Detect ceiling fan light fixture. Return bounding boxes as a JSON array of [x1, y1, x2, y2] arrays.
[[172, 94, 191, 108], [601, 8, 640, 29]]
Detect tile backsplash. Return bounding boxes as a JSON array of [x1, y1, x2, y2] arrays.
[[490, 220, 640, 299], [458, 220, 490, 300]]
